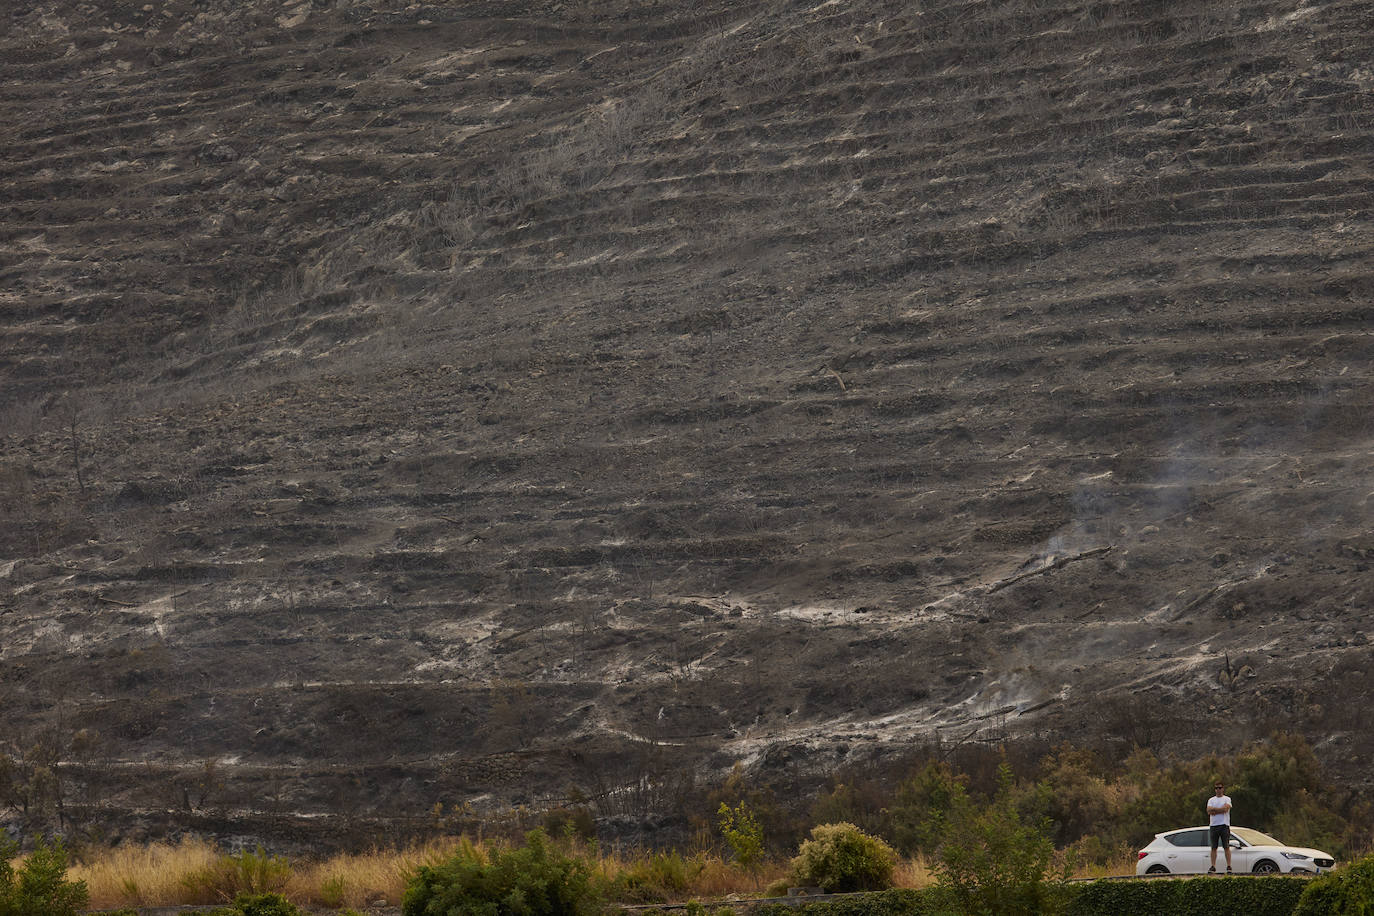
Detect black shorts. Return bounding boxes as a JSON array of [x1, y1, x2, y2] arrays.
[[1210, 824, 1231, 849]]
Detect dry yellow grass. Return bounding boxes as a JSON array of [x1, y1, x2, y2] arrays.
[[71, 836, 222, 909], [893, 856, 937, 889], [287, 838, 471, 909], [70, 838, 951, 910]]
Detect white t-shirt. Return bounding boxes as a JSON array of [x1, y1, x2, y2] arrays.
[[1208, 795, 1232, 826]]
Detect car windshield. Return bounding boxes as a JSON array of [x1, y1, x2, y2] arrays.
[[1231, 827, 1283, 846]]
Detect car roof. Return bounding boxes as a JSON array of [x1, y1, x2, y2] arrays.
[[1155, 826, 1255, 839], [1154, 826, 1275, 842]]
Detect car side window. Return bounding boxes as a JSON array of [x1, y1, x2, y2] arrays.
[[1167, 829, 1208, 847]]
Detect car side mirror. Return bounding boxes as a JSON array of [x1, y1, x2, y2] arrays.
[[1229, 838, 1243, 849]]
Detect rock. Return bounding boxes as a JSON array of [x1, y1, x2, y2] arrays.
[[202, 143, 238, 163]]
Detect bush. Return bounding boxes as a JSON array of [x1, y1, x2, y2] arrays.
[[1068, 875, 1307, 916], [614, 851, 706, 903], [402, 829, 599, 916], [201, 889, 302, 916], [542, 807, 596, 842], [229, 893, 303, 916], [181, 846, 293, 903], [199, 893, 302, 916], [0, 836, 90, 916], [1293, 853, 1374, 915], [788, 824, 897, 893]]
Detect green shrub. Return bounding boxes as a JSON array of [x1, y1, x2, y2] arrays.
[[1068, 875, 1308, 916], [789, 823, 898, 893], [542, 807, 596, 842], [319, 876, 348, 909], [614, 851, 705, 903], [402, 829, 599, 916], [1293, 853, 1374, 915], [230, 893, 302, 916], [0, 836, 90, 916], [182, 846, 293, 903], [931, 763, 1070, 916]]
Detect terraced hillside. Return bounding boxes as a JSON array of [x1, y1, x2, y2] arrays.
[[2, 0, 1373, 846]]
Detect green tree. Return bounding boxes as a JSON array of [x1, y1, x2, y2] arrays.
[[889, 760, 968, 856], [718, 800, 765, 878], [1232, 732, 1323, 827], [931, 763, 1070, 916], [0, 835, 90, 916], [1035, 745, 1114, 847]]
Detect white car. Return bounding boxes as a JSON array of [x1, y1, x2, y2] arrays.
[[1136, 826, 1336, 875]]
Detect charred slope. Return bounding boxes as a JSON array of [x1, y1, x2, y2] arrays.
[[2, 0, 1372, 844]]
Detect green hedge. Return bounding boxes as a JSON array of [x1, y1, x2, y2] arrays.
[[1292, 854, 1374, 915], [745, 877, 1310, 916], [1067, 877, 1308, 916], [644, 876, 1319, 916], [752, 888, 944, 916]]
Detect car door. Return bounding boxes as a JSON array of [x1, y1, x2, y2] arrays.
[[1227, 835, 1253, 873], [1163, 829, 1210, 872]]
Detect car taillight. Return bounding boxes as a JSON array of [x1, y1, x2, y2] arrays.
[[1138, 851, 1148, 860]]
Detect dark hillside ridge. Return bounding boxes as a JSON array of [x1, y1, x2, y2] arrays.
[[2, 0, 1372, 846]]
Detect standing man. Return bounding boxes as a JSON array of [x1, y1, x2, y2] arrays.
[[1208, 782, 1233, 874]]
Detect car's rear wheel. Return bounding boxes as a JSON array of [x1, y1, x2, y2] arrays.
[[1253, 860, 1279, 875], [1145, 865, 1169, 875]]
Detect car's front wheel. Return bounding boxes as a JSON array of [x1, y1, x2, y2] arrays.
[[1253, 860, 1279, 875], [1145, 865, 1169, 875]]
